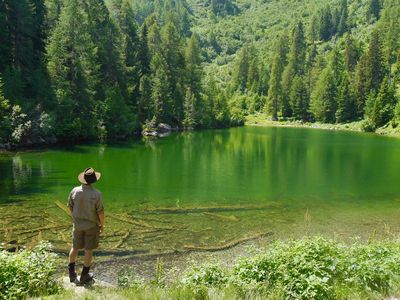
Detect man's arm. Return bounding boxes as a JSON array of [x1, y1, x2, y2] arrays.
[[98, 211, 105, 234], [67, 190, 74, 212]]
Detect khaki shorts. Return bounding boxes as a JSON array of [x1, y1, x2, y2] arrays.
[[72, 227, 100, 250]]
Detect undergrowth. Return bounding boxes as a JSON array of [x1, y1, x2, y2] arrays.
[[0, 242, 60, 300]]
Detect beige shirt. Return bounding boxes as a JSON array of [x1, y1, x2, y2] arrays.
[[68, 185, 104, 231]]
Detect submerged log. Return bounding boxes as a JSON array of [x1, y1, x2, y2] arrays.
[[183, 231, 273, 252], [108, 213, 153, 229], [139, 203, 280, 214], [203, 212, 240, 222], [55, 201, 71, 217], [114, 230, 131, 249], [18, 225, 65, 235]]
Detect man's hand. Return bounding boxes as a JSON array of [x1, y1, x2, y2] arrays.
[[98, 211, 105, 235]]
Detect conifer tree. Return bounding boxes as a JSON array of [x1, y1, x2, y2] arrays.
[[336, 73, 357, 123], [0, 0, 11, 72], [113, 0, 141, 106], [137, 74, 151, 122], [183, 88, 195, 129], [46, 0, 97, 140], [266, 34, 288, 120], [344, 34, 359, 72], [290, 76, 309, 121], [366, 31, 386, 93], [337, 0, 348, 36], [366, 78, 396, 128], [139, 21, 151, 77], [367, 0, 381, 21], [232, 45, 250, 92], [319, 6, 333, 41], [311, 67, 337, 123], [185, 34, 203, 126], [83, 0, 124, 94], [282, 21, 306, 118], [161, 19, 185, 123], [150, 52, 171, 124], [354, 55, 369, 117]]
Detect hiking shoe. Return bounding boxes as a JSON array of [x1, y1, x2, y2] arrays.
[[69, 272, 78, 284], [79, 273, 95, 285]]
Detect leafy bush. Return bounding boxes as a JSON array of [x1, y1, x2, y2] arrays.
[[0, 242, 61, 299], [180, 237, 400, 300], [182, 264, 229, 287]]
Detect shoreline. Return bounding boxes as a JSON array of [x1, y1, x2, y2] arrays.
[[245, 114, 400, 138]]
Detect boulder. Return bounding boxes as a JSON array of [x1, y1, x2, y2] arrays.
[[157, 123, 172, 133]]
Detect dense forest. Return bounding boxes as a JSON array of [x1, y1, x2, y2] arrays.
[[0, 0, 399, 146]]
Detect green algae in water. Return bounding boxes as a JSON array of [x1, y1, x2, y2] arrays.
[[1, 127, 400, 251]]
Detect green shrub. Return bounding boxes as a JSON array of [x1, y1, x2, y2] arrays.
[[181, 237, 400, 300], [182, 264, 229, 287], [0, 242, 61, 299]]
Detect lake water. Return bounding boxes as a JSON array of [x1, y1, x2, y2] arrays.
[[1, 126, 400, 253]]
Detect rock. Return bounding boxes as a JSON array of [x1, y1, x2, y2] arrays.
[[142, 123, 175, 138], [142, 130, 158, 137], [61, 276, 114, 296], [157, 123, 172, 133]]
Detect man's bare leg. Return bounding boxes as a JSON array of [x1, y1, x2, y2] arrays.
[[69, 247, 78, 263], [83, 250, 93, 267]]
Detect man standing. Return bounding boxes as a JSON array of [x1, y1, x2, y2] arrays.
[[67, 167, 104, 285]]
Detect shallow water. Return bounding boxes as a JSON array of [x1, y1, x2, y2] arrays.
[[1, 126, 400, 252]]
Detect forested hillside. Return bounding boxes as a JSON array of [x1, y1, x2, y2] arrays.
[[0, 0, 399, 147], [189, 0, 400, 129]]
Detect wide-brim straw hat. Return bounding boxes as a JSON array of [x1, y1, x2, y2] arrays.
[[78, 167, 101, 185]]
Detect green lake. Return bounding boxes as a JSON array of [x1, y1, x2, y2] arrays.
[[1, 126, 400, 253]]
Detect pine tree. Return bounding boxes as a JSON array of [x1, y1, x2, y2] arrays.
[[183, 88, 195, 129], [366, 78, 396, 128], [5, 0, 35, 73], [138, 21, 151, 76], [319, 6, 333, 41], [247, 46, 261, 93], [366, 31, 386, 93], [266, 34, 288, 120], [379, 0, 400, 84], [367, 0, 381, 21], [281, 21, 306, 118], [335, 73, 357, 123], [45, 0, 63, 31], [185, 34, 203, 126], [83, 0, 124, 94], [113, 0, 141, 107], [308, 14, 319, 42], [337, 0, 348, 36], [161, 19, 185, 123], [354, 55, 369, 117], [232, 45, 250, 92], [46, 0, 97, 140], [330, 47, 344, 86], [137, 74, 151, 122], [290, 76, 309, 121], [0, 0, 12, 73], [311, 67, 337, 123], [150, 52, 171, 124], [344, 34, 359, 72]]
